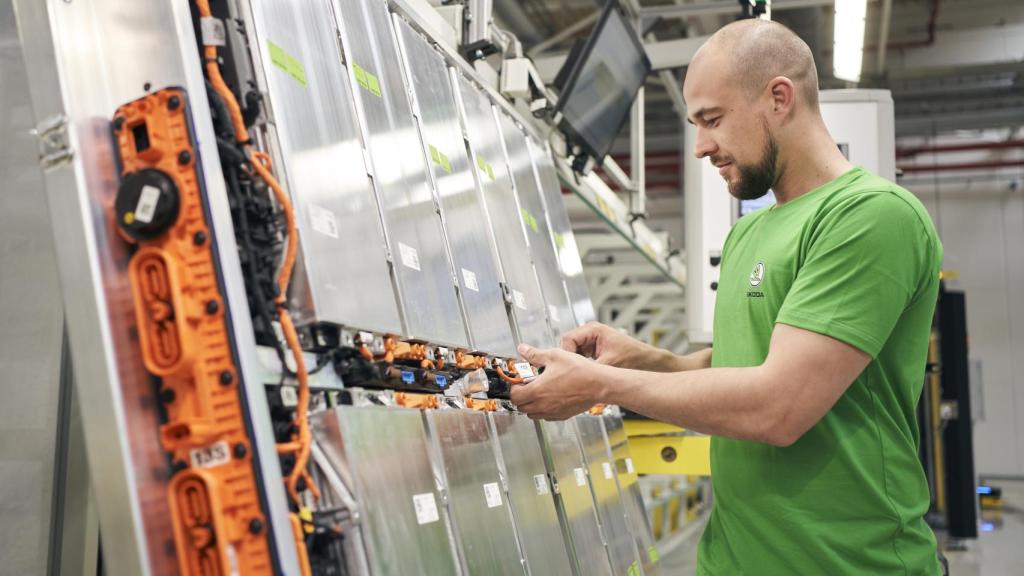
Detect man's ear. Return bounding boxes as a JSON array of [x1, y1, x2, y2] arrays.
[[766, 76, 796, 118]]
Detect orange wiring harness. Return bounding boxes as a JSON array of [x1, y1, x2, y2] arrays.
[[194, 1, 313, 572]]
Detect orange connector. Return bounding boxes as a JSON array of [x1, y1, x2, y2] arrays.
[[394, 392, 440, 410], [114, 88, 272, 576]]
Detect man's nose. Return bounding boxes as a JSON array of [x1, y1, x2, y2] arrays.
[[693, 127, 717, 159]]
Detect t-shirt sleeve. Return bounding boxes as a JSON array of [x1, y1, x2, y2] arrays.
[[775, 192, 931, 358]]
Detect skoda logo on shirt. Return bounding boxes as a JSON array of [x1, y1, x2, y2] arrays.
[[749, 262, 765, 287]]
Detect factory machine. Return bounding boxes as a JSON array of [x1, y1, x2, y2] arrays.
[[13, 0, 658, 573]]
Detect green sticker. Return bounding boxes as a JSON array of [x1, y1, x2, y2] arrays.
[[554, 232, 565, 249], [351, 63, 381, 97], [367, 73, 382, 97], [352, 63, 368, 89], [627, 561, 640, 576], [520, 209, 539, 233], [428, 145, 452, 174], [267, 41, 306, 87], [477, 155, 495, 181], [268, 41, 289, 73], [648, 545, 659, 563]]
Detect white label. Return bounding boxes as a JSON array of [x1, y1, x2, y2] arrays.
[[225, 544, 240, 576], [280, 386, 298, 408], [308, 204, 339, 239], [512, 289, 527, 310], [399, 242, 421, 271], [190, 441, 231, 469], [514, 362, 535, 379], [200, 17, 227, 47], [461, 268, 479, 292], [412, 492, 439, 525], [548, 304, 561, 323], [625, 458, 635, 474], [573, 467, 586, 487], [483, 482, 502, 508], [134, 185, 161, 224], [533, 473, 549, 496], [602, 461, 614, 480]]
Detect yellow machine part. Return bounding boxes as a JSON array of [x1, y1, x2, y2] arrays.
[[624, 420, 711, 476]]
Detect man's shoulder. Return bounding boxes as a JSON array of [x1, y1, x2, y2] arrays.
[[828, 169, 937, 238]]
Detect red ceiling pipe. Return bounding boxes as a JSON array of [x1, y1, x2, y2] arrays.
[[896, 140, 1024, 158], [898, 159, 1024, 173]]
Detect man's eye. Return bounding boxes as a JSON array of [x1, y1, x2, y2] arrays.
[[708, 117, 721, 128]]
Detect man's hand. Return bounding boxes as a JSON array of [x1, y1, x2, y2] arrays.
[[509, 344, 609, 421], [560, 321, 707, 372], [560, 321, 661, 370]]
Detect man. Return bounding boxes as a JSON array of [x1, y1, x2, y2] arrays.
[[511, 19, 944, 575]]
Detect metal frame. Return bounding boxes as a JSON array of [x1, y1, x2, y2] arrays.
[[12, 1, 301, 572]]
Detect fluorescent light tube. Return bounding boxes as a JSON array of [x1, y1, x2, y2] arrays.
[[833, 0, 868, 82]]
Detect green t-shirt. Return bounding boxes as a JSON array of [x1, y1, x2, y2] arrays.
[[698, 167, 943, 575]]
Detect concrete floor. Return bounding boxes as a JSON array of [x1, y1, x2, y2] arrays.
[[656, 479, 1024, 575], [943, 479, 1024, 576]]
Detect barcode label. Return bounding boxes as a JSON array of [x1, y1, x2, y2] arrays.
[[134, 185, 161, 224], [200, 17, 227, 47], [625, 458, 635, 474], [308, 204, 339, 239], [514, 362, 535, 379], [398, 242, 421, 271], [512, 289, 527, 310], [190, 441, 230, 469], [573, 467, 586, 487], [483, 482, 502, 508], [602, 461, 613, 480], [280, 386, 298, 408], [462, 268, 479, 292], [533, 474, 549, 495], [412, 492, 439, 525]]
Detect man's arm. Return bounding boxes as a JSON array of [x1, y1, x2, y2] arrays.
[[560, 321, 712, 372], [512, 323, 869, 447]]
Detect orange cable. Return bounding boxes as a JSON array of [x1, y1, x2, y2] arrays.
[[194, 0, 312, 512]]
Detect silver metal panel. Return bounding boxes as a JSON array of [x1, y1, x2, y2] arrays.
[[528, 141, 597, 325], [248, 0, 402, 333], [12, 0, 299, 572], [0, 8, 65, 570], [333, 0, 468, 347], [576, 415, 642, 576], [489, 413, 575, 576], [426, 410, 525, 575], [495, 114, 576, 341], [452, 74, 552, 348], [605, 415, 659, 575], [540, 420, 613, 576], [314, 406, 460, 575], [393, 19, 516, 357]]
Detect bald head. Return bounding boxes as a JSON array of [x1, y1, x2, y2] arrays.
[[694, 19, 819, 111]]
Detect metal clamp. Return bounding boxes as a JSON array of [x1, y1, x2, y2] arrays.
[[32, 114, 73, 171]]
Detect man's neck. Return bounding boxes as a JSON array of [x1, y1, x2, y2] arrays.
[[772, 123, 853, 205]]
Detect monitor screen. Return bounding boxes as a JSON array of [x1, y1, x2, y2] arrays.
[[555, 1, 651, 165]]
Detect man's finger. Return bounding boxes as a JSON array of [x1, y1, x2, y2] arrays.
[[517, 343, 551, 367]]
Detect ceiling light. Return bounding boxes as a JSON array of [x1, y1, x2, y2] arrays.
[[833, 0, 868, 83]]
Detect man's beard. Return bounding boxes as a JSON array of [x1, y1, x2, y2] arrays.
[[729, 120, 779, 201]]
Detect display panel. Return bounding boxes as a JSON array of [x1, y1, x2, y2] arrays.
[[555, 0, 651, 164]]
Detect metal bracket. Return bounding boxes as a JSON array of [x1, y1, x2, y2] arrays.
[[33, 114, 73, 171]]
